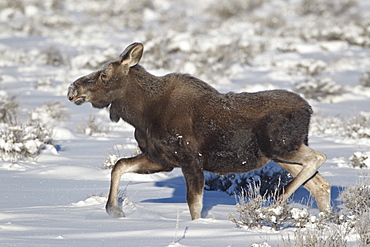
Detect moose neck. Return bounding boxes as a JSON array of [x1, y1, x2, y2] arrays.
[[109, 65, 167, 131]]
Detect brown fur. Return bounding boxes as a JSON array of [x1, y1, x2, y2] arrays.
[[68, 43, 331, 220]]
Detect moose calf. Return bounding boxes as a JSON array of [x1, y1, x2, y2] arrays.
[[68, 42, 331, 220]]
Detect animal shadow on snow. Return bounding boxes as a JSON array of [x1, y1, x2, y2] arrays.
[[141, 175, 235, 218], [142, 173, 343, 218]]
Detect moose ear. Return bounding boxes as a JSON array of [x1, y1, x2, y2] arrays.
[[120, 42, 144, 67]]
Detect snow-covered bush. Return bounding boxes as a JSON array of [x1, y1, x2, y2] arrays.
[[71, 47, 117, 70], [278, 59, 344, 102], [0, 0, 62, 12], [283, 0, 370, 47], [201, 41, 267, 77], [142, 34, 181, 72], [259, 0, 368, 49], [231, 173, 370, 238], [30, 101, 67, 127], [341, 176, 370, 246], [277, 176, 370, 245], [251, 242, 271, 247], [283, 223, 349, 247], [298, 0, 357, 17], [77, 115, 108, 136], [0, 90, 18, 124], [229, 184, 293, 230], [207, 0, 266, 20], [354, 211, 370, 246], [349, 152, 369, 169], [311, 112, 370, 140], [85, 0, 154, 30], [228, 183, 339, 231], [293, 78, 343, 101], [296, 20, 370, 48], [342, 176, 370, 216], [346, 113, 370, 139], [0, 123, 53, 161], [0, 94, 57, 162], [231, 190, 342, 231], [40, 46, 66, 67], [360, 70, 370, 87], [0, 0, 71, 37], [102, 154, 119, 170], [143, 30, 267, 84], [250, 12, 287, 30], [290, 59, 328, 77], [0, 100, 60, 162]]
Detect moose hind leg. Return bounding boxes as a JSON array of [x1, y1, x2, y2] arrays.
[[106, 154, 173, 218], [277, 162, 331, 212], [275, 144, 328, 209]]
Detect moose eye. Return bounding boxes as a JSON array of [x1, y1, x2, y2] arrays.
[[101, 73, 108, 80]]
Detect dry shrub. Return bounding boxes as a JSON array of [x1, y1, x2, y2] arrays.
[[299, 0, 357, 17], [293, 78, 343, 101], [283, 224, 349, 247], [235, 175, 370, 245], [342, 176, 370, 216], [30, 102, 68, 127], [207, 0, 266, 20], [349, 152, 368, 169], [360, 71, 370, 87], [0, 123, 53, 161], [0, 91, 18, 125], [311, 112, 370, 140], [77, 115, 108, 136], [354, 211, 370, 246], [341, 175, 370, 246], [229, 183, 294, 231], [102, 154, 119, 170]]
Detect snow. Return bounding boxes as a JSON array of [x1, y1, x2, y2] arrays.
[[1, 0, 370, 246]]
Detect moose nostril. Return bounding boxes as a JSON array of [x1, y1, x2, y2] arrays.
[[67, 85, 78, 101]]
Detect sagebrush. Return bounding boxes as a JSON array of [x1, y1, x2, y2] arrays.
[[234, 174, 370, 246], [0, 90, 18, 125], [77, 115, 108, 136], [0, 123, 53, 161], [310, 112, 370, 140]]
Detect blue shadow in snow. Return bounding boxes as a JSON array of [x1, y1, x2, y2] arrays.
[[291, 184, 344, 211], [142, 176, 187, 204], [141, 176, 237, 218], [142, 174, 344, 218]]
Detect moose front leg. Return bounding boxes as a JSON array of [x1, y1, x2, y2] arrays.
[[106, 154, 173, 218], [181, 165, 205, 220]]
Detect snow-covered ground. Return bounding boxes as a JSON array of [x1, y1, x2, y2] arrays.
[[1, 0, 370, 246]]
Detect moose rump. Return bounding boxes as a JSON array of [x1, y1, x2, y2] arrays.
[[67, 42, 331, 220], [189, 90, 312, 175]]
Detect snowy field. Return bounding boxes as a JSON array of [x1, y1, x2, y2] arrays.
[[1, 0, 370, 246]]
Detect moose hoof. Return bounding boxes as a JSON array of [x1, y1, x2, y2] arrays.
[[106, 205, 125, 218]]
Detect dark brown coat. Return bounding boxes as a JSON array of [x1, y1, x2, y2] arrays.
[[68, 43, 331, 220]]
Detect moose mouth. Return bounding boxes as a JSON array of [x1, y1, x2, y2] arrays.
[[73, 96, 86, 105], [68, 94, 87, 105]]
